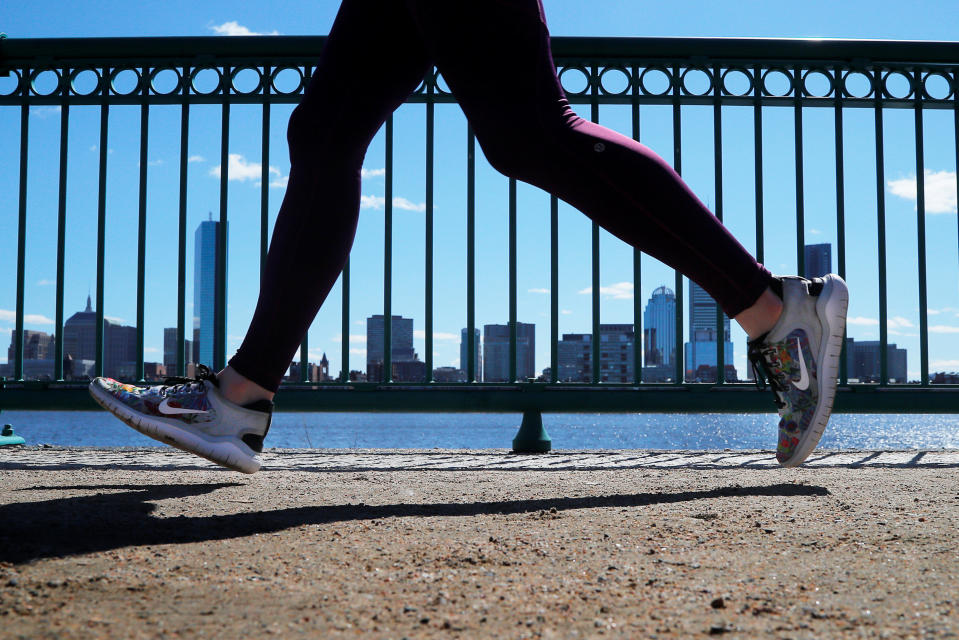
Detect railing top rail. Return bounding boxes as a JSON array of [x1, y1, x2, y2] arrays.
[[2, 35, 959, 66]]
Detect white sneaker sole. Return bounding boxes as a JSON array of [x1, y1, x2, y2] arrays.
[[780, 274, 849, 467], [89, 382, 261, 474]]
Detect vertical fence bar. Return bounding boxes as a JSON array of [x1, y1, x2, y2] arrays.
[[590, 65, 600, 384], [834, 66, 848, 385], [794, 65, 806, 277], [383, 115, 393, 382], [631, 64, 642, 385], [874, 70, 889, 385], [260, 101, 270, 280], [914, 71, 929, 386], [753, 64, 765, 266], [95, 103, 109, 378], [673, 65, 684, 384], [340, 258, 350, 382], [136, 97, 149, 381], [14, 104, 28, 381], [216, 98, 229, 372], [177, 97, 189, 377], [54, 105, 69, 381], [425, 77, 434, 383], [509, 178, 518, 382], [467, 128, 476, 382], [713, 63, 725, 384], [550, 195, 558, 383]]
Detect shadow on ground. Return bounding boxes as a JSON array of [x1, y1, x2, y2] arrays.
[[0, 481, 828, 564]]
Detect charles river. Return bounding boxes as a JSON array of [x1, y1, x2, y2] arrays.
[[3, 411, 958, 450]]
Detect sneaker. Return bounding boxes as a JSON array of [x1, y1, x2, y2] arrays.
[[748, 274, 849, 467], [88, 365, 272, 473]]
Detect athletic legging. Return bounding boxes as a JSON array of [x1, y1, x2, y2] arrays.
[[229, 0, 774, 392]]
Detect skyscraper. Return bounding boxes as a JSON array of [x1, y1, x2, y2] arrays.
[[193, 218, 227, 369], [556, 324, 635, 383], [366, 314, 416, 380], [62, 295, 137, 379], [685, 281, 734, 381], [642, 286, 676, 382], [460, 327, 482, 380], [804, 243, 832, 279], [163, 327, 193, 371], [483, 323, 535, 382]]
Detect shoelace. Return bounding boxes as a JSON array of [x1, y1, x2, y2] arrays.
[[160, 364, 217, 396], [747, 339, 787, 411]]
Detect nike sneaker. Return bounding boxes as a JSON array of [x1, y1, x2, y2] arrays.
[[747, 274, 849, 467], [88, 365, 272, 474]]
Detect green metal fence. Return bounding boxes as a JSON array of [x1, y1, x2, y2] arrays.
[[2, 36, 959, 415]]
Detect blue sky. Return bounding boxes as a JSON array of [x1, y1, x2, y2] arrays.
[[2, 0, 958, 380]]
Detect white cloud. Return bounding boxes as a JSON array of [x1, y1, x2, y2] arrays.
[[269, 176, 289, 189], [349, 348, 365, 355], [808, 228, 822, 236], [209, 21, 279, 36], [414, 330, 458, 341], [148, 159, 165, 167], [931, 359, 959, 369], [360, 195, 427, 212], [104, 316, 125, 324], [332, 334, 366, 343], [930, 325, 959, 334], [361, 168, 386, 179], [887, 170, 957, 214], [928, 307, 959, 316], [30, 106, 61, 118], [528, 288, 549, 294], [847, 316, 879, 326], [0, 309, 54, 325], [578, 282, 634, 300], [561, 309, 573, 315], [144, 347, 160, 354], [887, 316, 914, 329], [37, 279, 54, 286], [188, 155, 206, 163], [210, 153, 281, 183]]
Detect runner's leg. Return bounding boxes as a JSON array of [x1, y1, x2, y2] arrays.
[[227, 1, 431, 393]]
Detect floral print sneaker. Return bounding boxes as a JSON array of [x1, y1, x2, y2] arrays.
[[748, 274, 849, 467], [89, 365, 272, 473]]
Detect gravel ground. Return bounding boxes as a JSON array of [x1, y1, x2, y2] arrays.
[[1, 448, 957, 639]]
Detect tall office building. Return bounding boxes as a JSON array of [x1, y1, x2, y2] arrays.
[[556, 324, 635, 383], [163, 327, 193, 370], [62, 295, 137, 379], [684, 281, 734, 381], [804, 243, 832, 279], [846, 338, 908, 383], [460, 327, 482, 380], [366, 314, 416, 380], [642, 286, 676, 382], [193, 218, 227, 369], [483, 323, 534, 382]]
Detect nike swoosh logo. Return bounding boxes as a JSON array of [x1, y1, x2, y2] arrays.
[[158, 398, 209, 415], [792, 338, 810, 391]]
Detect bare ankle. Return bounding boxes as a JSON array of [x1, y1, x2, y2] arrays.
[[735, 288, 783, 340], [216, 366, 274, 406]]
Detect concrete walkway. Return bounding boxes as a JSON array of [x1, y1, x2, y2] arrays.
[[1, 447, 957, 638]]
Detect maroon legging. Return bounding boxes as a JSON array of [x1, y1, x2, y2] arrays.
[[229, 0, 773, 392]]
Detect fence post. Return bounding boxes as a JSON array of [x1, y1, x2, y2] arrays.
[[512, 410, 551, 453]]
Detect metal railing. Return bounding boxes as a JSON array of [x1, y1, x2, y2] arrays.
[[2, 36, 958, 415]]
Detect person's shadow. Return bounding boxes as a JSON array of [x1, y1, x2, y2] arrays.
[[0, 481, 829, 565]]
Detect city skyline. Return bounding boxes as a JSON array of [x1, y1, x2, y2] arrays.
[[4, 7, 958, 383]]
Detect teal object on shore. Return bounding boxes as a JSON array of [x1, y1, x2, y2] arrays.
[[511, 411, 551, 453], [0, 424, 25, 447]]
